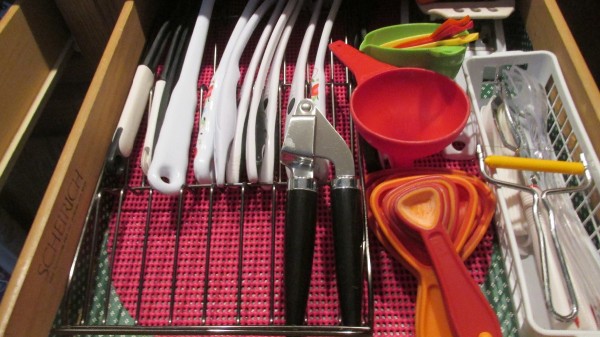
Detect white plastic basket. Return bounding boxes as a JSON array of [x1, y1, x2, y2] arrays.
[[463, 51, 600, 337]]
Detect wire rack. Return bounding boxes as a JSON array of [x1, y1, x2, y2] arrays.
[[52, 2, 375, 336]]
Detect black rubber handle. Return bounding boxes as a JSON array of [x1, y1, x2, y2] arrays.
[[284, 188, 318, 325], [105, 128, 126, 175], [331, 186, 364, 326]]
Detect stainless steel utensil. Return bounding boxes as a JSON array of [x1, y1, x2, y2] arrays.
[[281, 99, 363, 326]]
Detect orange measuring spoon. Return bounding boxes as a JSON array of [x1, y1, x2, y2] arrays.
[[390, 177, 502, 337]]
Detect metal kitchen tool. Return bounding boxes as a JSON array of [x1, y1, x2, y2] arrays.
[[280, 99, 363, 326], [482, 67, 591, 323], [478, 145, 592, 323], [480, 87, 600, 329]]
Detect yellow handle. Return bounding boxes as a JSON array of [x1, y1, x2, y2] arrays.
[[405, 33, 479, 49], [484, 155, 585, 175], [380, 32, 478, 49], [380, 33, 429, 48]]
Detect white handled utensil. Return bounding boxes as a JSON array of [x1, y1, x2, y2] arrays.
[[106, 19, 172, 174], [245, 0, 300, 183], [226, 0, 286, 184], [310, 0, 342, 115], [285, 0, 322, 122], [281, 0, 325, 182], [193, 0, 261, 184], [141, 23, 186, 174], [258, 0, 312, 184], [212, 0, 277, 186], [147, 0, 215, 194]]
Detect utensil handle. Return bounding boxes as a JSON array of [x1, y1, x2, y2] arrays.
[[415, 270, 453, 337], [328, 40, 396, 86], [404, 32, 479, 49], [141, 79, 166, 174], [331, 186, 364, 326], [106, 65, 155, 174], [484, 155, 585, 175], [285, 186, 318, 325], [523, 190, 579, 323], [147, 0, 214, 194], [423, 230, 502, 337]]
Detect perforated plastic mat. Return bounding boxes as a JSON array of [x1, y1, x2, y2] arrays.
[[53, 1, 524, 336]]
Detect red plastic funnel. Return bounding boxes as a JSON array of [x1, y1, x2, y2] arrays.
[[329, 41, 470, 167]]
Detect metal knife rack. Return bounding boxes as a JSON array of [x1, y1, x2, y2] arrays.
[[52, 2, 374, 336]]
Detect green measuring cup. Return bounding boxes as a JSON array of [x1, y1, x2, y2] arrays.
[[359, 23, 467, 78]]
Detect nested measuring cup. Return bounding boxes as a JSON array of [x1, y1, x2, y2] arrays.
[[367, 170, 498, 337]]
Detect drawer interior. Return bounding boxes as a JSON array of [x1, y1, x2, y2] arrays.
[[2, 0, 599, 337]]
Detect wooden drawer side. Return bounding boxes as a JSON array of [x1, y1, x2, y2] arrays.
[[518, 0, 600, 156], [0, 2, 147, 336], [0, 0, 69, 184]]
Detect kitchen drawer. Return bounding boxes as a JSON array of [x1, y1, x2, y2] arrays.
[[1, 0, 599, 337]]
